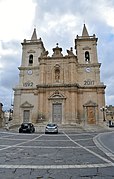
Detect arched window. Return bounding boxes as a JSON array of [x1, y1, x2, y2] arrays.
[[55, 68, 60, 82], [85, 51, 90, 63], [29, 54, 33, 65]]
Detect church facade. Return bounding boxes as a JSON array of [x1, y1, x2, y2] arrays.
[[13, 24, 106, 125]]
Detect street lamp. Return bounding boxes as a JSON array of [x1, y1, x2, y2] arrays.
[[100, 106, 107, 122]]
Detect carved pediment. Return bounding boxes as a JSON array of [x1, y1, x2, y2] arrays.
[[83, 100, 98, 107], [20, 101, 34, 108], [49, 91, 66, 100]]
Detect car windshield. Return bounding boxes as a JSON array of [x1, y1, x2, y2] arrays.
[[47, 124, 56, 127], [22, 123, 28, 126], [21, 123, 31, 128]]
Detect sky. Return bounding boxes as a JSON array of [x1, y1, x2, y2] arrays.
[[0, 0, 114, 110]]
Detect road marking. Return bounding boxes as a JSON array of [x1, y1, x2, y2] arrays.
[[63, 132, 114, 166], [35, 138, 93, 141], [0, 163, 112, 169], [0, 137, 28, 141], [0, 144, 96, 149], [0, 134, 44, 151], [93, 132, 114, 161]]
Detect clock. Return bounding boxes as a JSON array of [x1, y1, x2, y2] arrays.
[[27, 70, 33, 75], [85, 67, 91, 73]]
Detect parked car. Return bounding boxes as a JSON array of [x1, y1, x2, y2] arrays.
[[108, 120, 114, 127], [45, 123, 58, 134], [19, 122, 35, 133]]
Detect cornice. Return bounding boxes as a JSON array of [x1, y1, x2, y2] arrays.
[[18, 66, 39, 70], [36, 83, 79, 89], [77, 63, 101, 68]]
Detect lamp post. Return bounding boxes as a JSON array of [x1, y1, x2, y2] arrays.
[[100, 106, 107, 122]]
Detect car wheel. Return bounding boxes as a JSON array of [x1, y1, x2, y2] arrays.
[[19, 129, 22, 133], [29, 129, 33, 133]]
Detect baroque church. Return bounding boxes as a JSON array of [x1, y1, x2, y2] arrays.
[[13, 24, 106, 126]]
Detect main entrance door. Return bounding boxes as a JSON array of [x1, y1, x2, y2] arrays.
[[52, 103, 62, 123]]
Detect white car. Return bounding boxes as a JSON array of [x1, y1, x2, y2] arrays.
[[45, 123, 58, 134]]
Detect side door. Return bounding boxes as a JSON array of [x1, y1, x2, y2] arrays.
[[87, 107, 96, 124], [23, 110, 30, 122]]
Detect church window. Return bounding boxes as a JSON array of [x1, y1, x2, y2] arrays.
[[85, 51, 90, 63], [29, 54, 33, 65], [55, 68, 60, 82]]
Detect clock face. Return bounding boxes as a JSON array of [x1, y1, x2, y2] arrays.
[[86, 67, 91, 73], [27, 70, 32, 75]]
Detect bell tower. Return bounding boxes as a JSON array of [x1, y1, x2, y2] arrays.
[[75, 24, 98, 64], [21, 28, 45, 67], [75, 24, 102, 86], [13, 29, 45, 124], [75, 24, 106, 124], [18, 28, 45, 88]]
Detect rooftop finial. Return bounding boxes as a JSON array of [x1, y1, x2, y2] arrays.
[[56, 43, 59, 47], [82, 24, 89, 37], [31, 28, 37, 40]]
